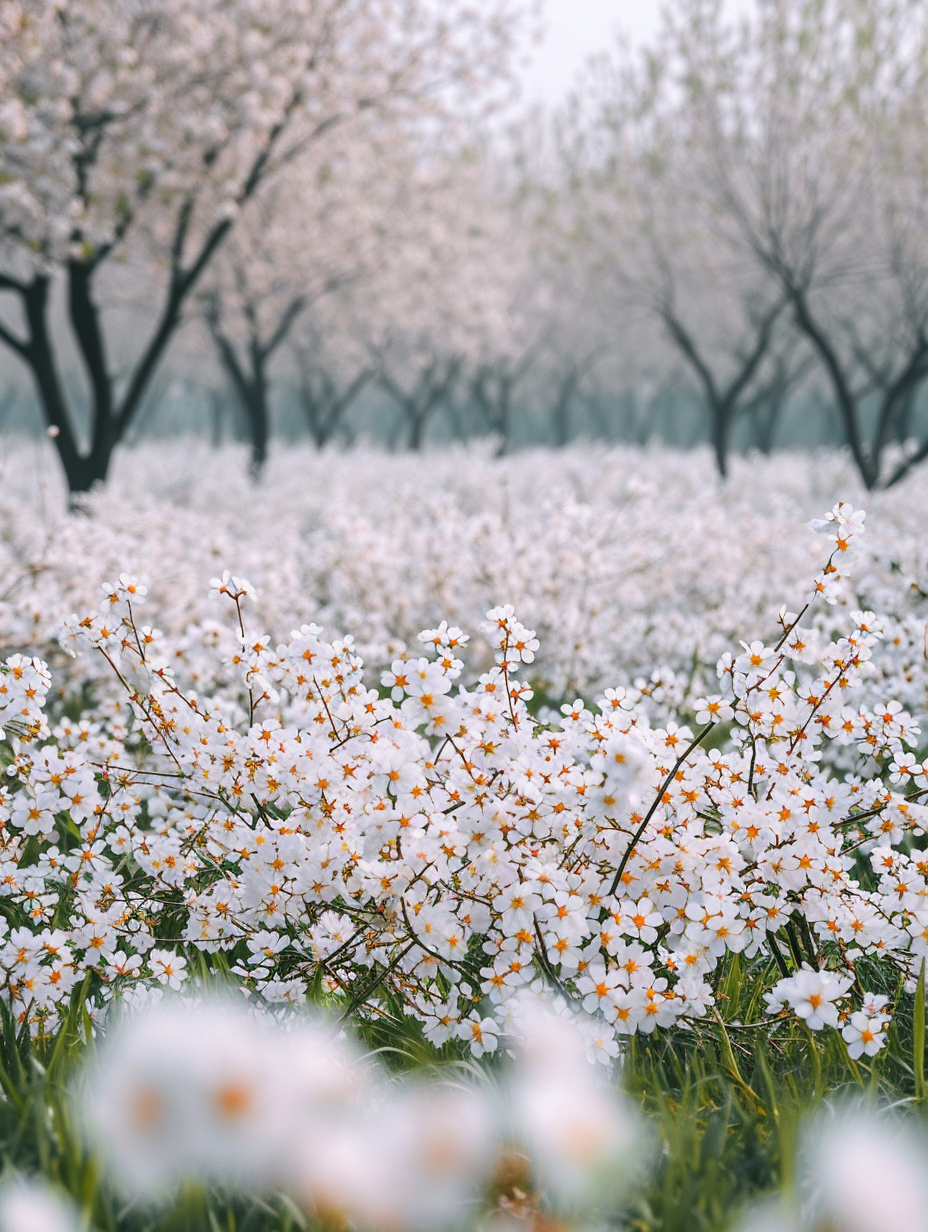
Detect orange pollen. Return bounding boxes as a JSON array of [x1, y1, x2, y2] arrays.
[[214, 1082, 253, 1120], [130, 1086, 164, 1131]]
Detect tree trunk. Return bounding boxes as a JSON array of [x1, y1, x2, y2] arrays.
[[552, 396, 569, 448], [248, 372, 270, 478], [494, 398, 510, 457], [710, 407, 729, 479], [787, 286, 876, 487], [211, 390, 224, 448], [408, 408, 425, 451], [551, 369, 579, 447], [895, 385, 917, 444], [16, 276, 115, 492], [308, 413, 326, 449], [211, 327, 271, 478]]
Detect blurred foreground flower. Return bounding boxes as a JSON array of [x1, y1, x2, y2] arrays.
[[79, 996, 369, 1198], [804, 1112, 928, 1232], [75, 992, 644, 1228], [739, 1108, 928, 1232], [507, 995, 643, 1210], [0, 1179, 81, 1232]]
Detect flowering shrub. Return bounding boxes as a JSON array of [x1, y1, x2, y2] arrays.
[[0, 492, 926, 1073]]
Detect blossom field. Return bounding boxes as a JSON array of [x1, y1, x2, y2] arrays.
[[5, 440, 928, 698], [7, 0, 928, 1223], [2, 441, 928, 1231]]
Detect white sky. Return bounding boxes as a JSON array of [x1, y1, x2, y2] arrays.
[[520, 0, 754, 105], [520, 0, 664, 105]]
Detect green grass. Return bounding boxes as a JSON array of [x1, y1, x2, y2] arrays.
[[620, 951, 924, 1231], [0, 954, 924, 1231]]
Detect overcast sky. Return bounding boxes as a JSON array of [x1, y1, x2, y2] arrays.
[[520, 1, 754, 105], [520, 0, 663, 105]]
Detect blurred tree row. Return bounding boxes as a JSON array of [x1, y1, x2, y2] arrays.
[[3, 0, 928, 490], [555, 0, 928, 489]]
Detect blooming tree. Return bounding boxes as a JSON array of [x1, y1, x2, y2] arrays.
[[199, 121, 516, 470], [646, 0, 928, 486], [531, 0, 928, 472], [290, 319, 373, 449], [200, 135, 389, 473], [554, 37, 795, 476], [366, 153, 526, 449], [0, 0, 527, 493]]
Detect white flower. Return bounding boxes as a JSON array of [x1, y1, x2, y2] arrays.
[[765, 967, 852, 1030], [804, 1112, 928, 1232], [456, 1015, 499, 1058], [0, 1180, 81, 1232]]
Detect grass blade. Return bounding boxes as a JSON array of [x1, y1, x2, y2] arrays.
[[915, 958, 925, 1102]]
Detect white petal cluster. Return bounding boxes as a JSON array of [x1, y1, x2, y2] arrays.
[[0, 493, 925, 1060], [0, 1180, 80, 1232]]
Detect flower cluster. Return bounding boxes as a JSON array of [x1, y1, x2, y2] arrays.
[[0, 497, 924, 1062], [0, 654, 50, 743]]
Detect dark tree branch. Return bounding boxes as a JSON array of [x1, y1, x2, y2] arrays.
[[261, 295, 307, 363], [0, 317, 28, 357]]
